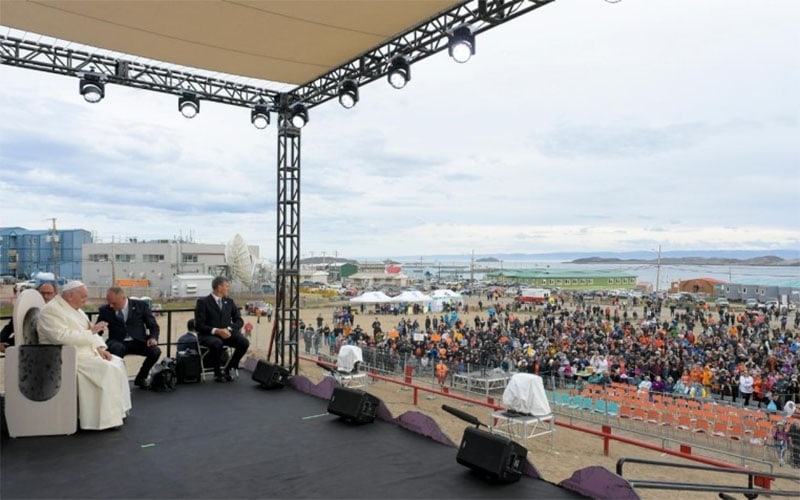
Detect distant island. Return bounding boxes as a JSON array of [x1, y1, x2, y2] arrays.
[[570, 256, 800, 266]]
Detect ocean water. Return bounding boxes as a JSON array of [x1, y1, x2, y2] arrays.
[[402, 259, 800, 290]]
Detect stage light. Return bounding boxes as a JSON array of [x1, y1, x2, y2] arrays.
[[289, 102, 308, 128], [79, 73, 105, 103], [448, 25, 475, 63], [178, 92, 200, 118], [387, 56, 410, 89], [338, 79, 359, 109], [251, 101, 270, 129]]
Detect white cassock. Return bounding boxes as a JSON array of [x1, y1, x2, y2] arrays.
[[37, 295, 132, 430]]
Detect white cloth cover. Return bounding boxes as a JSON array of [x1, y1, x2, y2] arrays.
[[337, 345, 363, 373], [502, 373, 552, 416], [36, 295, 132, 430], [13, 289, 45, 344], [4, 345, 78, 437]]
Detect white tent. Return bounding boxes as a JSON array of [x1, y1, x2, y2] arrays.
[[349, 291, 392, 303], [431, 289, 461, 299], [392, 290, 432, 303]]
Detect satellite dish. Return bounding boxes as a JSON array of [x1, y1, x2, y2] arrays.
[[225, 234, 254, 286]]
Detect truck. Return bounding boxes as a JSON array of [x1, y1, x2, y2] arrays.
[[170, 274, 214, 299], [514, 288, 550, 304]]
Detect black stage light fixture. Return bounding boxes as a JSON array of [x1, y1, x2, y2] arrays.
[[289, 102, 309, 128], [338, 79, 359, 109], [448, 25, 476, 64], [387, 56, 410, 89], [79, 72, 105, 103], [251, 101, 270, 129], [178, 92, 200, 118]]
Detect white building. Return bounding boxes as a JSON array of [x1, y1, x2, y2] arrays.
[[81, 240, 259, 298]]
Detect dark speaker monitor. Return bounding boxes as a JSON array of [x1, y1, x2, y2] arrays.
[[456, 427, 527, 483], [327, 386, 379, 424], [252, 361, 287, 389]]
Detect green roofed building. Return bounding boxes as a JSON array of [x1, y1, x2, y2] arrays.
[[485, 269, 638, 290]]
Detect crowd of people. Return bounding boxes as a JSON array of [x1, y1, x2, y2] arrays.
[[322, 295, 800, 407]]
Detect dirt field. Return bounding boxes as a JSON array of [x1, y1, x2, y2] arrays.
[[1, 287, 797, 498]]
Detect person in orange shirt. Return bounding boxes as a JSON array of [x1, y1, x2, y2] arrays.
[[435, 359, 449, 388], [701, 365, 713, 391], [752, 373, 764, 407]]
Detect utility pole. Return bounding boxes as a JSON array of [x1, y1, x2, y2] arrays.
[[470, 249, 475, 285], [111, 236, 117, 286], [47, 218, 59, 280], [655, 244, 662, 293]]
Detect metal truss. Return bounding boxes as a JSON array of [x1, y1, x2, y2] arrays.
[[0, 0, 555, 112], [291, 0, 556, 108], [272, 115, 301, 374], [0, 35, 279, 108]]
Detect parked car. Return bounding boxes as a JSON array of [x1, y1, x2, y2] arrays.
[[715, 297, 730, 308], [744, 298, 759, 309], [246, 300, 271, 316], [762, 299, 780, 311]]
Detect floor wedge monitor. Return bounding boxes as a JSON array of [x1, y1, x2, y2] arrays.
[[327, 386, 379, 424], [456, 427, 527, 483], [252, 360, 288, 389]]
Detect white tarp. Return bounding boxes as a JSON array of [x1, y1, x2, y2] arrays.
[[392, 290, 432, 303], [502, 373, 552, 416], [349, 291, 392, 303], [337, 345, 363, 373]]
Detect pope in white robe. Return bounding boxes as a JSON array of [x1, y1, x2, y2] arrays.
[[37, 281, 132, 430]]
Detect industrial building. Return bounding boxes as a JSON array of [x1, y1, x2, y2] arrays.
[[0, 226, 91, 280]]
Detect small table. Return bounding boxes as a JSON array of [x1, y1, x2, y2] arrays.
[[489, 410, 555, 449]]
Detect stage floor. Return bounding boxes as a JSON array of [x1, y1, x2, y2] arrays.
[[1, 372, 586, 499]]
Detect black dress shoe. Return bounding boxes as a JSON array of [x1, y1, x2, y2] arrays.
[[214, 373, 226, 383], [223, 370, 234, 382], [134, 378, 150, 389]]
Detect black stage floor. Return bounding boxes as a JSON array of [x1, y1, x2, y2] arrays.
[[1, 372, 590, 499]]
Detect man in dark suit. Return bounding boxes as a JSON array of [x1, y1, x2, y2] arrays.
[[194, 276, 249, 382], [97, 286, 161, 388]]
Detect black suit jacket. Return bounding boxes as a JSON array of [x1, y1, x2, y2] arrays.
[[194, 294, 244, 338], [98, 298, 160, 343]]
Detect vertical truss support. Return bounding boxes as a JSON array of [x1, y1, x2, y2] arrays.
[[272, 113, 301, 374]]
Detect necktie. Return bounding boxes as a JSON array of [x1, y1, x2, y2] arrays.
[[217, 298, 223, 310], [116, 309, 125, 323]]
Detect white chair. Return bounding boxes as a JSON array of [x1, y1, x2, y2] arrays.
[[4, 290, 78, 437]]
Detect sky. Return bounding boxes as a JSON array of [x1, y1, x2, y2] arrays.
[[1, 0, 799, 262]]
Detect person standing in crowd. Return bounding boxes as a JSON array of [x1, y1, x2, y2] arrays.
[[0, 281, 57, 352], [97, 286, 161, 389], [194, 277, 249, 383], [773, 421, 791, 467], [739, 369, 754, 406], [36, 281, 131, 431]]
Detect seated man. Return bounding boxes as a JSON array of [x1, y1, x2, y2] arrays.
[[97, 286, 161, 389], [194, 277, 249, 383], [37, 281, 131, 431]]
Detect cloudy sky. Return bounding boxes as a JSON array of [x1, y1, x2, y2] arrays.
[[1, 0, 798, 262]]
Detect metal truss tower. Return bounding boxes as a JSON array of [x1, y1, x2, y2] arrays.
[[272, 113, 301, 374]]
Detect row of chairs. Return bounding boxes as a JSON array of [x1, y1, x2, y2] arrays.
[[551, 390, 787, 461], [587, 382, 795, 427]]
